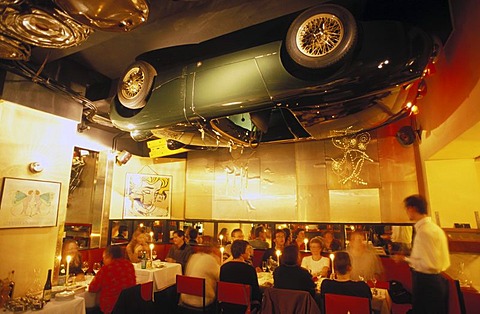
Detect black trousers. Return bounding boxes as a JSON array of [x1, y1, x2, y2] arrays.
[[411, 270, 449, 314]]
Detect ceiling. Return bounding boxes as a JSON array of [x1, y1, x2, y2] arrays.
[[32, 0, 452, 78], [1, 0, 453, 132]]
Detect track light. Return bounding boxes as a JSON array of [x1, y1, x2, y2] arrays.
[[116, 150, 132, 165]]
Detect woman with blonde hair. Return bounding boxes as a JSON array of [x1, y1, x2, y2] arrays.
[[126, 227, 150, 262]]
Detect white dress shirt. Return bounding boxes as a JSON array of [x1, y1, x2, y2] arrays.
[[406, 217, 450, 274], [180, 253, 220, 307]]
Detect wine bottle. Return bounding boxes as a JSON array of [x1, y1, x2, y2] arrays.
[[58, 264, 66, 286], [8, 270, 15, 299], [43, 269, 52, 302]]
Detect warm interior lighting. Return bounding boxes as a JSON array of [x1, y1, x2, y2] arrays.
[[410, 105, 419, 115]]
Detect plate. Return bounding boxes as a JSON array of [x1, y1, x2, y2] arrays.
[[55, 290, 75, 301]]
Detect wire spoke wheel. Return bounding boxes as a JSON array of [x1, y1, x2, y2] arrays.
[[296, 14, 343, 57], [121, 66, 146, 100]]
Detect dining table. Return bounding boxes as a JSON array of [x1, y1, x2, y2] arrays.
[[5, 296, 86, 314], [76, 261, 182, 307], [133, 261, 182, 292], [257, 272, 391, 314]]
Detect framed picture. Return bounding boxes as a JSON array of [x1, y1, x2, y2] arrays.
[[123, 173, 172, 219], [0, 177, 61, 229]]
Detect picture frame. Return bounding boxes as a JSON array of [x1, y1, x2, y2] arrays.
[[123, 173, 172, 219], [0, 177, 61, 229]]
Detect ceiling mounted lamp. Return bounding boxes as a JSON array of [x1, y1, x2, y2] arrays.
[[0, 33, 31, 61], [116, 150, 132, 165], [54, 0, 150, 32], [0, 6, 92, 49]]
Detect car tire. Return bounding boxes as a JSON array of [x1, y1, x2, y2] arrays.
[[117, 60, 157, 109], [285, 4, 357, 70]]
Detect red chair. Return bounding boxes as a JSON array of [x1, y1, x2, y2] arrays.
[[324, 293, 371, 314], [217, 281, 253, 314], [442, 272, 466, 314], [176, 274, 213, 313]]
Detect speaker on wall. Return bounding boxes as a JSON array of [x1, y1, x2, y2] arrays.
[[396, 125, 416, 147]]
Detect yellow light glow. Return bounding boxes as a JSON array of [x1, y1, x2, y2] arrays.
[[66, 255, 72, 263], [149, 243, 154, 250], [411, 105, 419, 115]]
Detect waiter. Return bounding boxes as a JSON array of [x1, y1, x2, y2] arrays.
[[394, 194, 450, 313]]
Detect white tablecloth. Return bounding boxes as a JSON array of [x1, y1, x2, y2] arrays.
[[134, 261, 182, 292], [6, 296, 86, 314]]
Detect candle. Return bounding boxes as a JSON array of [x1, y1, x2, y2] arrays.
[[149, 243, 154, 261], [220, 246, 225, 263], [219, 234, 224, 246], [276, 249, 281, 262], [149, 231, 154, 241], [66, 255, 72, 286], [304, 238, 309, 250], [329, 253, 335, 275]]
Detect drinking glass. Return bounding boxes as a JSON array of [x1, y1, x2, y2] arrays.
[[93, 262, 101, 275], [81, 261, 89, 275], [372, 277, 378, 295], [152, 250, 157, 260]]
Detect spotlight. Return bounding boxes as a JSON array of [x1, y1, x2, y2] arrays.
[[116, 150, 132, 165], [29, 162, 43, 173]]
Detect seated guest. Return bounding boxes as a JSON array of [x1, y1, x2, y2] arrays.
[[347, 231, 383, 281], [262, 229, 286, 263], [112, 225, 129, 244], [188, 228, 199, 245], [180, 247, 220, 309], [88, 245, 136, 314], [249, 225, 269, 249], [61, 238, 85, 281], [320, 251, 372, 306], [301, 238, 330, 278], [321, 231, 342, 253], [220, 240, 262, 313], [165, 230, 193, 273], [224, 228, 245, 258], [126, 227, 150, 263], [294, 228, 307, 250], [283, 227, 292, 245], [273, 245, 316, 297]]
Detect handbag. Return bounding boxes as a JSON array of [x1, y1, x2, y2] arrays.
[[388, 280, 412, 304]]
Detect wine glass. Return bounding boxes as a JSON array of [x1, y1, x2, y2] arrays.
[[372, 277, 378, 295], [81, 261, 89, 275], [93, 262, 101, 275], [152, 250, 157, 260]]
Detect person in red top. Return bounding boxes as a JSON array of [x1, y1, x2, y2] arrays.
[[88, 245, 136, 314]]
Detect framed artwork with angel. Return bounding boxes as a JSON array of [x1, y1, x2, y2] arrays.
[[0, 177, 61, 228]]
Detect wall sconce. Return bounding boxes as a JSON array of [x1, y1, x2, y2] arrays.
[[29, 162, 44, 173], [116, 150, 132, 165]]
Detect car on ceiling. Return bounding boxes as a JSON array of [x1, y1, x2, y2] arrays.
[[110, 1, 438, 150]]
